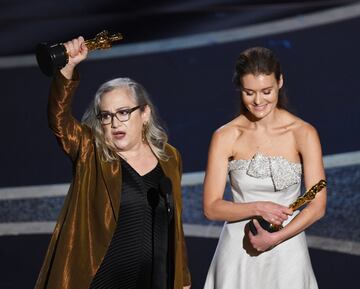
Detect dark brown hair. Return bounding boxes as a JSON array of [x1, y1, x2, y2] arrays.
[[232, 47, 288, 113]]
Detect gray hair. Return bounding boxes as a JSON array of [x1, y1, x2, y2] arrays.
[[82, 77, 169, 161]]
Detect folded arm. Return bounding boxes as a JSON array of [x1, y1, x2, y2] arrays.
[[203, 127, 291, 224], [249, 123, 327, 251]]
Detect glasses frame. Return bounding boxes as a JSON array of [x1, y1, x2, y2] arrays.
[[97, 105, 143, 125]]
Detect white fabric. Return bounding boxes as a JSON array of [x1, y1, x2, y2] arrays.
[[203, 155, 318, 289]]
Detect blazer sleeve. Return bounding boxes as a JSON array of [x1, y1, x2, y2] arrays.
[[176, 149, 192, 286], [47, 70, 87, 162]]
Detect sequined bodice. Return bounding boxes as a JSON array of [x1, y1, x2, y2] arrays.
[[228, 153, 302, 206]]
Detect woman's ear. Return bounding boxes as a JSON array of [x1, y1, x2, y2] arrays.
[[278, 74, 284, 89], [142, 105, 151, 123]]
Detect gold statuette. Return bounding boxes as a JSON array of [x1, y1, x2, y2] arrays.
[[249, 179, 327, 235], [289, 179, 327, 211], [36, 30, 124, 76], [84, 30, 123, 51]]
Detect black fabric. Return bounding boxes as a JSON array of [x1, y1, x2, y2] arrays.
[[89, 160, 171, 289], [143, 166, 170, 289]]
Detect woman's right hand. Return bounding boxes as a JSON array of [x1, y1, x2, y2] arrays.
[[255, 201, 293, 225], [60, 36, 88, 79]]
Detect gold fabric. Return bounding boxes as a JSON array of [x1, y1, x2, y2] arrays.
[[35, 71, 191, 289]]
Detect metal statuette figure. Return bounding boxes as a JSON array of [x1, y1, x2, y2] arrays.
[[249, 179, 327, 235], [289, 179, 327, 211], [83, 30, 123, 51], [36, 30, 123, 76]]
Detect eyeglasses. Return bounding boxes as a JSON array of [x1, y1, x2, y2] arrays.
[[97, 105, 143, 125]]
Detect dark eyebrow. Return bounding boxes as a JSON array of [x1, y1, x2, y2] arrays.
[[243, 86, 273, 91]]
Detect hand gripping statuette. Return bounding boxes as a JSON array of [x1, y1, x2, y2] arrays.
[[249, 179, 327, 235], [36, 30, 123, 76]]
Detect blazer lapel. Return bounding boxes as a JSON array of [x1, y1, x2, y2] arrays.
[[99, 155, 122, 221], [159, 157, 181, 240], [159, 158, 173, 180]]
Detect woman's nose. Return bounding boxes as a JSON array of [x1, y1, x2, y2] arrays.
[[254, 93, 262, 105], [111, 116, 123, 128]]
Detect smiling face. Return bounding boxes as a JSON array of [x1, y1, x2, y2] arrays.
[[99, 87, 150, 152], [240, 73, 283, 120]]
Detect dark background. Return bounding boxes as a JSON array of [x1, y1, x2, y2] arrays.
[[1, 1, 360, 289], [1, 1, 360, 187], [2, 0, 358, 56]]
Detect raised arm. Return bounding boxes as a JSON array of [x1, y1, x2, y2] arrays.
[[203, 126, 292, 223], [47, 37, 89, 162]]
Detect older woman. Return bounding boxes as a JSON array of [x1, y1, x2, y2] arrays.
[[35, 36, 191, 289]]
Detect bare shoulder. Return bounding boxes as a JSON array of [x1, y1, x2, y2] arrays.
[[209, 117, 246, 158], [212, 117, 245, 145], [287, 114, 320, 151], [293, 119, 318, 139]]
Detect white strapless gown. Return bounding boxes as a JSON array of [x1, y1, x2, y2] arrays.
[[203, 153, 318, 289]]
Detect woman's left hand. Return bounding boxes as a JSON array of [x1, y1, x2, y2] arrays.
[[183, 286, 191, 289], [248, 219, 279, 252]]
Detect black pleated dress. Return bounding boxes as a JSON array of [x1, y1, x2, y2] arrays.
[[89, 159, 173, 289]]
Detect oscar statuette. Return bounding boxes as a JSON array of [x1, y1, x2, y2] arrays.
[[249, 179, 327, 235], [36, 30, 123, 76]]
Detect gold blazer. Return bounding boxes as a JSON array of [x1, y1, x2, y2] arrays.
[[35, 71, 191, 289]]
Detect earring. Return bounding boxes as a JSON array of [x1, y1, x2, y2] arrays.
[[142, 122, 148, 142]]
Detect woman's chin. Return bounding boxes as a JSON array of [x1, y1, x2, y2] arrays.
[[248, 106, 275, 119], [112, 140, 128, 152], [248, 110, 267, 120]]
